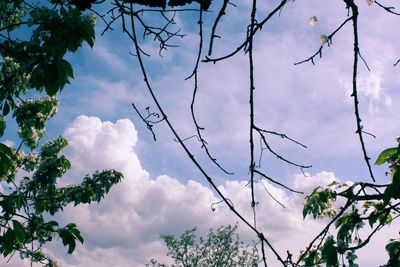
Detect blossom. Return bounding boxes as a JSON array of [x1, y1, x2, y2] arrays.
[[308, 16, 318, 26]]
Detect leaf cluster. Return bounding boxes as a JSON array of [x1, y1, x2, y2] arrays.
[[147, 224, 258, 267], [0, 0, 123, 264], [300, 140, 400, 267], [0, 136, 123, 264]]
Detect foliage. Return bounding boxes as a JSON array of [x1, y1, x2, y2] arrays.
[[300, 139, 400, 266], [147, 224, 258, 267], [0, 0, 122, 265], [1, 0, 399, 266]]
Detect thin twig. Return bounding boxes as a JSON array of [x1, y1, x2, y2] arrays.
[[294, 16, 353, 65], [125, 3, 286, 264], [208, 0, 230, 56], [375, 1, 400, 15], [255, 170, 303, 194], [203, 0, 290, 63], [255, 128, 312, 169], [259, 180, 286, 208], [254, 126, 308, 148], [185, 6, 233, 175]]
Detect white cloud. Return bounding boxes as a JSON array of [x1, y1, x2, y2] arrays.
[[0, 116, 396, 267], [2, 0, 399, 265], [293, 171, 338, 193], [342, 62, 392, 113]]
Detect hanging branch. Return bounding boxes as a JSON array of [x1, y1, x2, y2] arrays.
[[345, 0, 375, 182], [254, 127, 312, 169], [248, 0, 257, 215], [122, 2, 286, 265], [207, 0, 230, 56], [186, 6, 233, 175]]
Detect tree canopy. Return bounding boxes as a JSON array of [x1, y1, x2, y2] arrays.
[[0, 1, 122, 265], [147, 225, 258, 267]]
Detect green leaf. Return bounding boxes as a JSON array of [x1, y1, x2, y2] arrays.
[[58, 223, 84, 254], [2, 229, 16, 256], [12, 220, 25, 243], [383, 185, 395, 205], [386, 240, 400, 265], [80, 16, 95, 48], [0, 116, 5, 136], [0, 143, 13, 178], [31, 59, 74, 96], [375, 147, 398, 165], [69, 226, 84, 244], [2, 102, 10, 116], [322, 237, 338, 267], [0, 143, 13, 155], [303, 187, 336, 219], [58, 228, 76, 254], [383, 171, 400, 204]]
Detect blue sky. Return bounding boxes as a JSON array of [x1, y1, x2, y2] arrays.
[[1, 0, 400, 266]]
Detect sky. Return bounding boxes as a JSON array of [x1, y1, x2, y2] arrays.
[[1, 0, 400, 266]]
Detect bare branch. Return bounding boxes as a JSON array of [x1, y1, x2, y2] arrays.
[[294, 16, 353, 65], [255, 127, 312, 169], [254, 126, 308, 148], [259, 180, 286, 208], [248, 0, 257, 211], [203, 0, 291, 63], [125, 3, 286, 264], [345, 0, 375, 182], [375, 1, 400, 15], [184, 6, 233, 175], [207, 0, 230, 56]]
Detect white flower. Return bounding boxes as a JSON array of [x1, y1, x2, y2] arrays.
[[320, 35, 329, 45], [30, 127, 39, 145], [308, 16, 318, 26]]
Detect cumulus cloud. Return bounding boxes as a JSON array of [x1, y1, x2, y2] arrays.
[[1, 116, 395, 267]]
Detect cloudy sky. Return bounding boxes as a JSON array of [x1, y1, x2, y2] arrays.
[[2, 0, 400, 266]]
